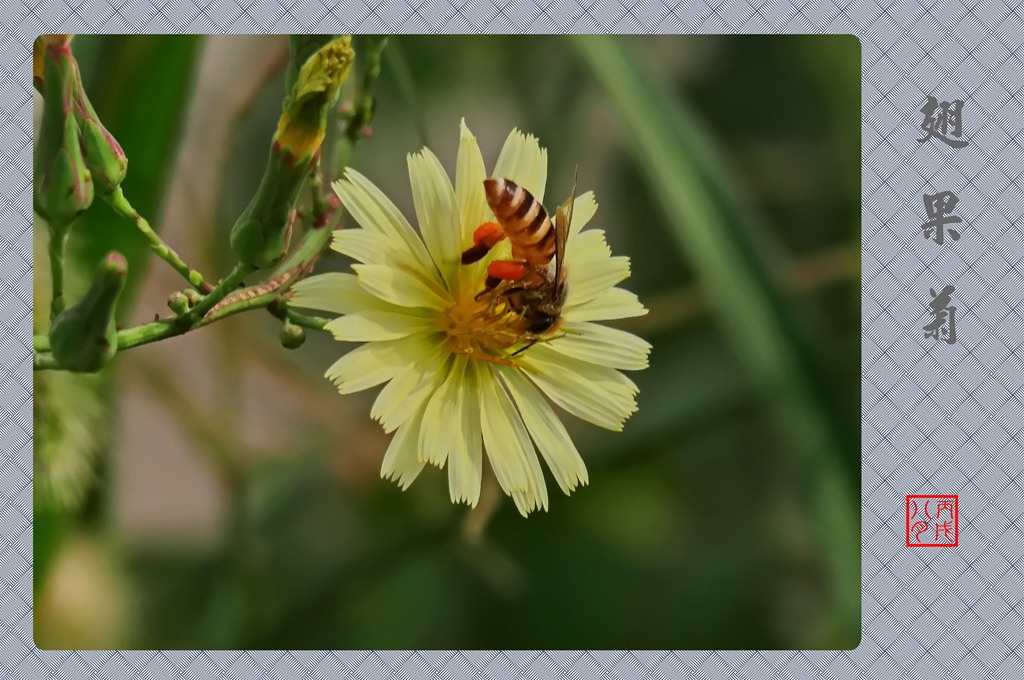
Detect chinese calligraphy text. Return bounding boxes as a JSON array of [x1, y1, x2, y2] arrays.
[[918, 96, 968, 148], [924, 285, 957, 345], [921, 191, 963, 246]]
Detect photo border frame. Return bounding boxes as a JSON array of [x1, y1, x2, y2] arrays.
[[3, 1, 1023, 677]]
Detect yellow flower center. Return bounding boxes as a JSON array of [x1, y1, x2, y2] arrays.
[[438, 286, 528, 366]]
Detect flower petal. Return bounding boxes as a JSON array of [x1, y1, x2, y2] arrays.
[[331, 228, 386, 264], [325, 312, 435, 342], [546, 321, 651, 371], [290, 272, 406, 315], [564, 255, 631, 308], [564, 287, 648, 322], [418, 356, 467, 467], [569, 191, 598, 236], [563, 229, 628, 303], [492, 128, 548, 204], [474, 362, 548, 515], [450, 359, 483, 507], [455, 120, 494, 289], [513, 446, 549, 517], [498, 366, 588, 495], [353, 264, 449, 311], [456, 120, 492, 241], [408, 148, 462, 291], [334, 170, 436, 280], [518, 346, 638, 432], [371, 342, 448, 433], [324, 335, 431, 395], [381, 407, 427, 490]]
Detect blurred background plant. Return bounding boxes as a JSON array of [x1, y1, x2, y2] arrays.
[[33, 35, 860, 650]]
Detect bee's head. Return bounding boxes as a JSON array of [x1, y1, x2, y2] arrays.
[[526, 314, 558, 335]]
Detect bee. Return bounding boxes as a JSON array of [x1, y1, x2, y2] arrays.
[[461, 170, 577, 340]]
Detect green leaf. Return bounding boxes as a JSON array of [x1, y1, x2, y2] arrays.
[[570, 35, 859, 643]]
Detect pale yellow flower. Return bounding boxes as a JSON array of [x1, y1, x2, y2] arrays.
[[291, 121, 650, 515]]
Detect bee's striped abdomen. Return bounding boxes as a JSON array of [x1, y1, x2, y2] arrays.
[[484, 178, 556, 266]]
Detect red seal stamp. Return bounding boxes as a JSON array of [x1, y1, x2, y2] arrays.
[[906, 495, 958, 547]]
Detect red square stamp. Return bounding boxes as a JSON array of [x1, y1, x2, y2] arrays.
[[906, 495, 958, 547]]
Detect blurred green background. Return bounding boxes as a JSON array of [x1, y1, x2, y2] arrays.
[[33, 35, 861, 650]]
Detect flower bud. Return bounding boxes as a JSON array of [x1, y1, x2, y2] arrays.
[[34, 41, 93, 227], [229, 36, 354, 270], [49, 252, 127, 373], [183, 288, 203, 306], [33, 35, 73, 92], [229, 170, 302, 269], [77, 109, 127, 195], [277, 35, 354, 162], [286, 35, 338, 94], [69, 58, 127, 195], [167, 291, 190, 316], [279, 321, 306, 349]]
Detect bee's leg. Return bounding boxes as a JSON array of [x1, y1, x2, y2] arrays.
[[474, 275, 506, 301], [509, 338, 539, 357], [462, 222, 506, 264], [473, 351, 521, 368]]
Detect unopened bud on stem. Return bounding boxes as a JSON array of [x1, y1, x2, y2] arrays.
[[49, 251, 127, 372], [229, 36, 354, 269], [76, 99, 127, 195], [34, 39, 94, 228], [279, 321, 306, 349], [286, 35, 338, 94], [167, 291, 190, 316], [33, 35, 73, 92]]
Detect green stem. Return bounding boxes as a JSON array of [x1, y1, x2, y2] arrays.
[[331, 36, 388, 173], [383, 39, 429, 149], [349, 36, 387, 140], [115, 318, 185, 351], [202, 289, 279, 325], [34, 352, 60, 371], [32, 199, 343, 371], [103, 288, 260, 352], [48, 225, 70, 322], [107, 187, 211, 292], [33, 35, 366, 374], [287, 309, 331, 331], [34, 252, 333, 375], [309, 157, 331, 225], [268, 302, 331, 331], [181, 262, 255, 325]]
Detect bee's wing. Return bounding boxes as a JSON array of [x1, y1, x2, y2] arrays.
[[553, 166, 578, 288]]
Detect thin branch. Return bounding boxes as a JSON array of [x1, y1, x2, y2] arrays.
[[106, 187, 212, 293], [267, 301, 331, 331], [33, 37, 375, 373], [179, 262, 256, 326], [48, 225, 70, 321]]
